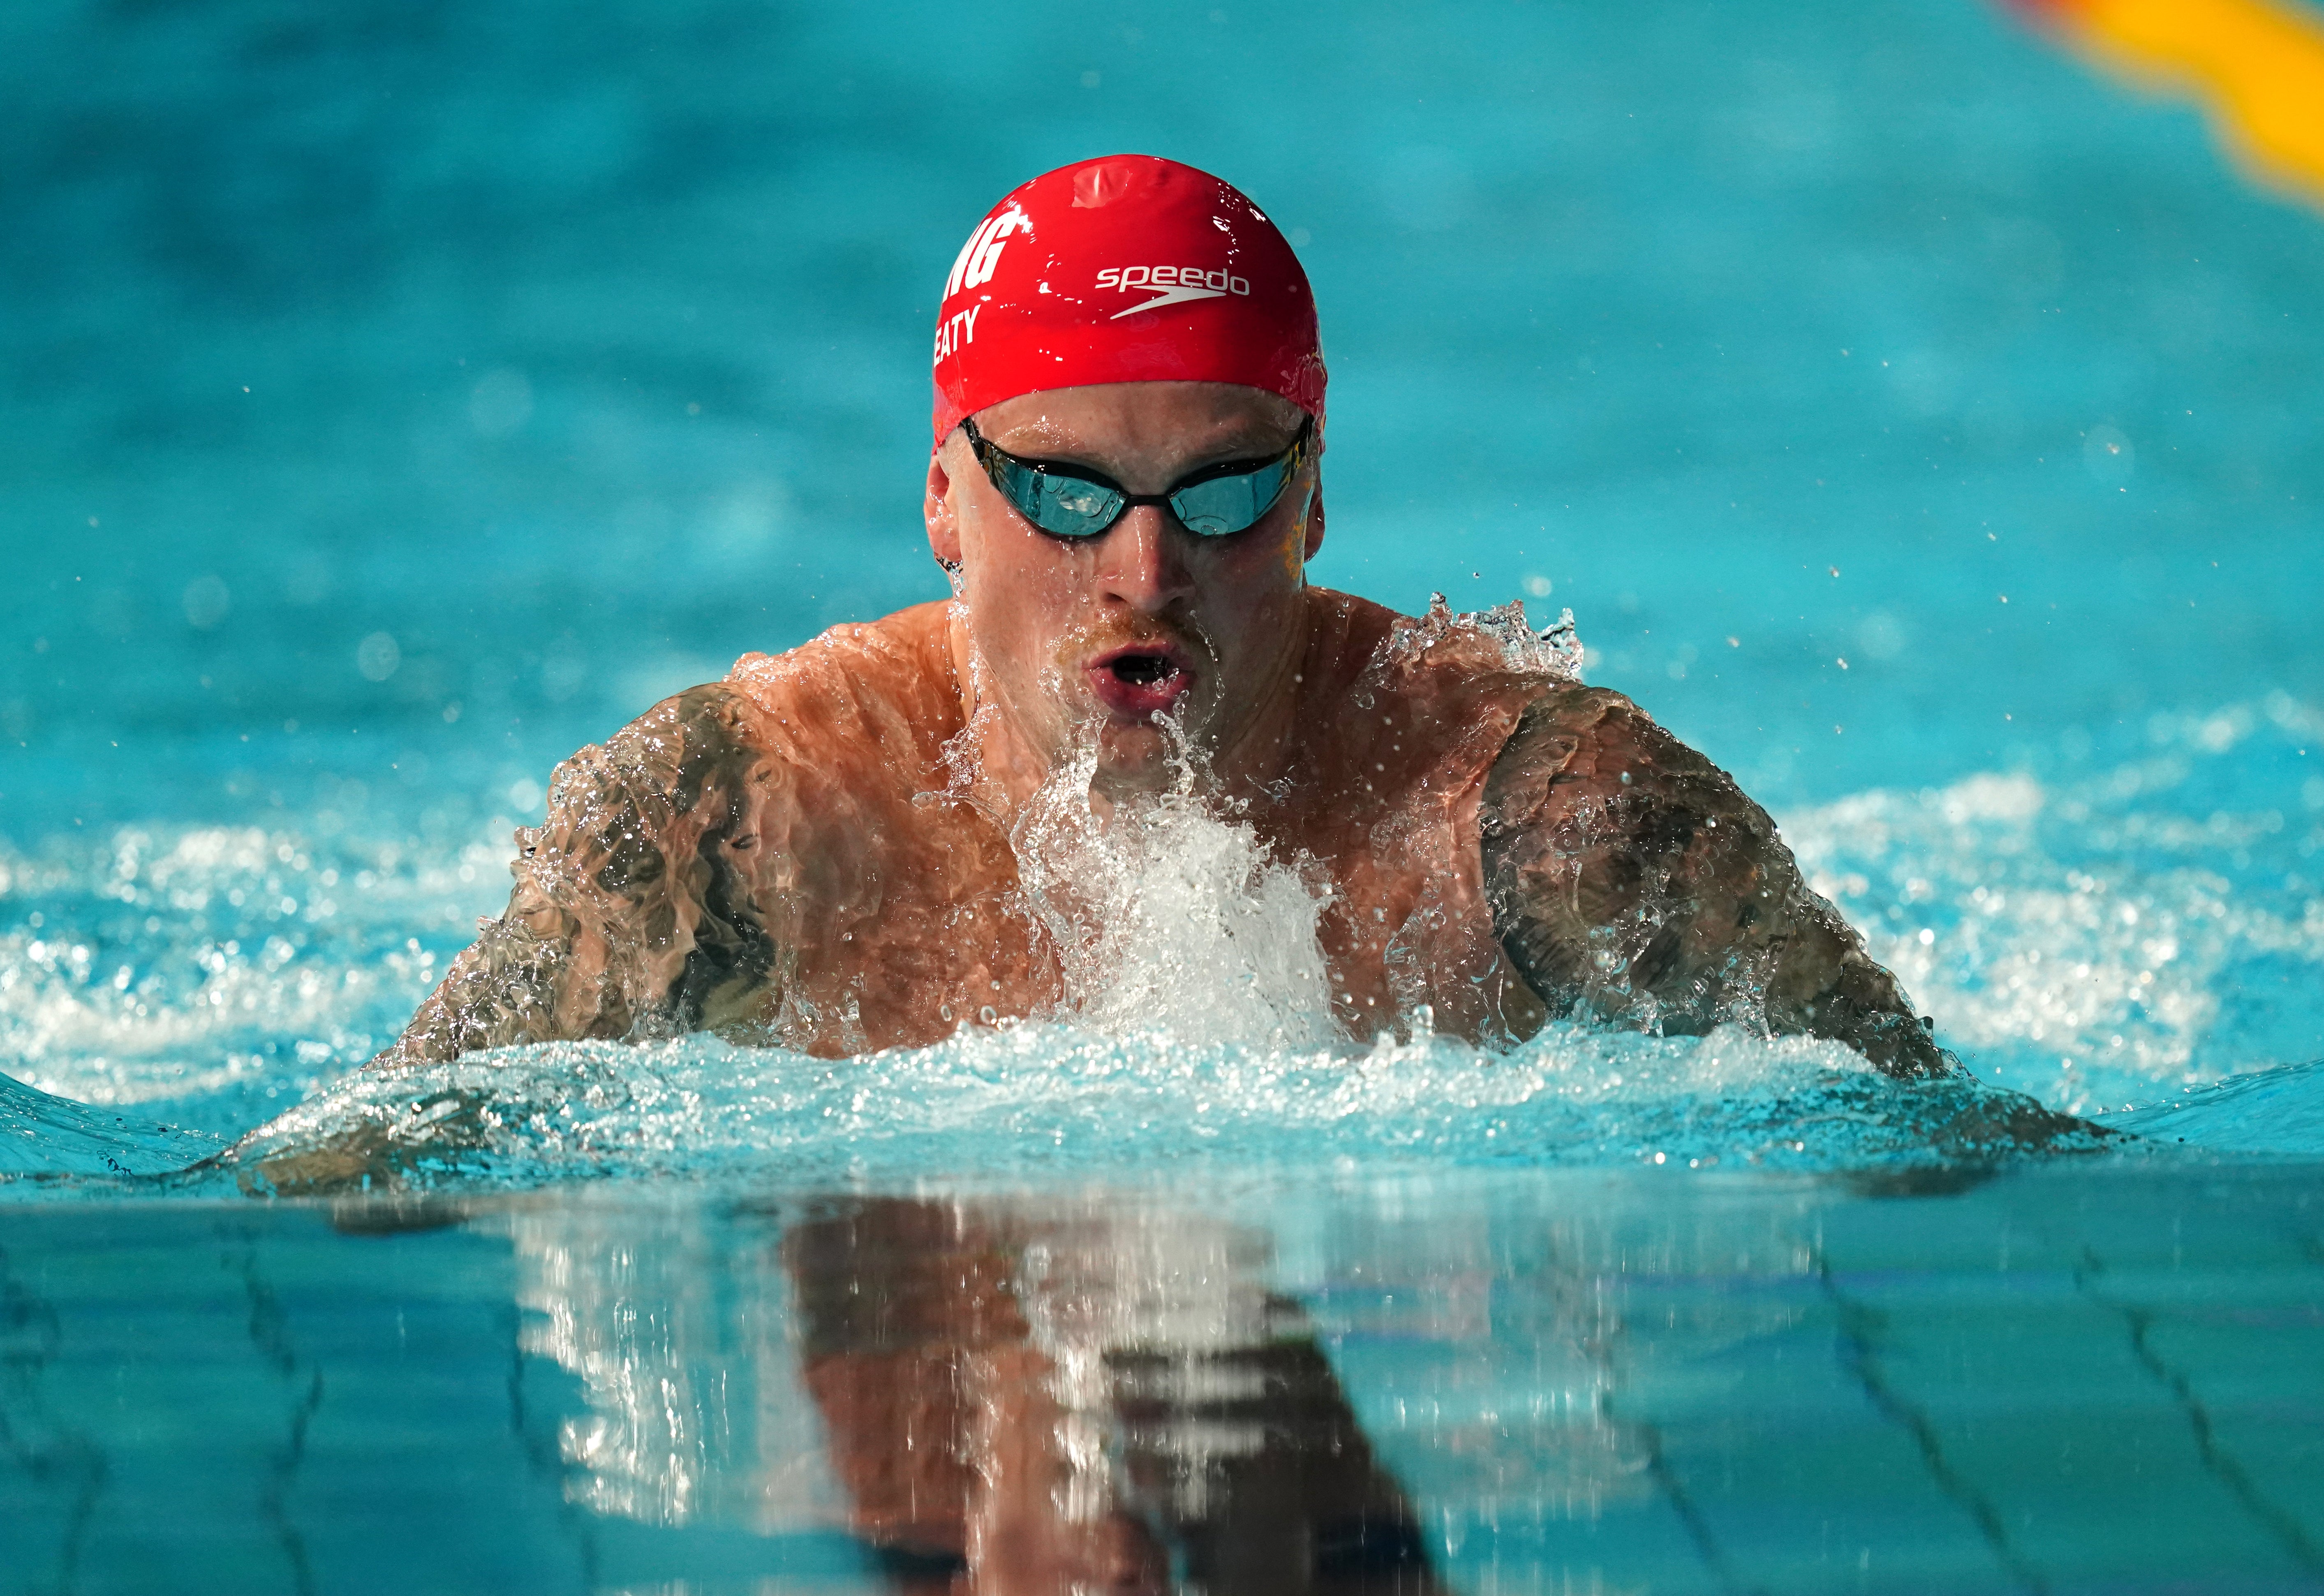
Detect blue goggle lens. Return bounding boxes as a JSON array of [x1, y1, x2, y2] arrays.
[[967, 419, 1310, 541]]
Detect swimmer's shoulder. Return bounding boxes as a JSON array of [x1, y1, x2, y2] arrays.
[[1297, 587, 1399, 691], [1304, 586, 1584, 702], [1485, 681, 1735, 817], [1301, 587, 1609, 767], [1300, 584, 1703, 798], [717, 600, 963, 775], [543, 602, 959, 831], [725, 600, 957, 725]]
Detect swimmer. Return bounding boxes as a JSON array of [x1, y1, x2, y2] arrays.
[[377, 155, 1954, 1080]]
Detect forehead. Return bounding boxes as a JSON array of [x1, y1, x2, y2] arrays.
[[974, 381, 1304, 461]]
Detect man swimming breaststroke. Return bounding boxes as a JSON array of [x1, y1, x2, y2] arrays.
[[374, 156, 1967, 1085]]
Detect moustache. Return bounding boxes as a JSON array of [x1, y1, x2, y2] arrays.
[[1046, 614, 1217, 678]]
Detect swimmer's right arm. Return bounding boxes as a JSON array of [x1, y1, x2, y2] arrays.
[[1480, 686, 1956, 1081], [370, 685, 782, 1069]]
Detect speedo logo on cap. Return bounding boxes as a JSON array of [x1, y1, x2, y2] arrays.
[[1097, 265, 1253, 319]]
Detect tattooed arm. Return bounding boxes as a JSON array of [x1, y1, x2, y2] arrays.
[[1480, 686, 1955, 1081], [371, 684, 782, 1069]]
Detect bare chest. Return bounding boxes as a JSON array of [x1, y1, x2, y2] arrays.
[[746, 765, 1538, 1057]]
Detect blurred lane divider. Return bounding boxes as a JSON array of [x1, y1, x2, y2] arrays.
[[2008, 0, 2324, 211]]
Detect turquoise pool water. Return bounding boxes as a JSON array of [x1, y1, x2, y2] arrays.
[[6, 0, 2324, 1588]]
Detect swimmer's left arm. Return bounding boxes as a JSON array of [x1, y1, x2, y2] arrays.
[[1479, 686, 1956, 1081]]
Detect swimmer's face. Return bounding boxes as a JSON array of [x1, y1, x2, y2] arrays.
[[927, 380, 1323, 792]]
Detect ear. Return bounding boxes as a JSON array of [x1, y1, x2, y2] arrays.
[[1300, 480, 1326, 563], [925, 442, 963, 568]]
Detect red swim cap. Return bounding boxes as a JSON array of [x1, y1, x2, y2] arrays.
[[930, 155, 1325, 446]]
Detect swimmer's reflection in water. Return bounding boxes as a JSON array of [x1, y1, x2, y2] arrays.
[[783, 1199, 1442, 1595]]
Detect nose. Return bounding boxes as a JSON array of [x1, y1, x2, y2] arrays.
[[1095, 504, 1195, 615]]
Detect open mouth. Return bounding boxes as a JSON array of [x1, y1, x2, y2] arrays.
[[1085, 646, 1193, 720], [1110, 654, 1175, 687]]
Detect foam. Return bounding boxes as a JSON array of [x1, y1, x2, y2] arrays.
[[1785, 705, 2324, 1116], [0, 818, 509, 1125], [1008, 726, 1338, 1051], [8, 691, 2324, 1187], [214, 1014, 2116, 1198]]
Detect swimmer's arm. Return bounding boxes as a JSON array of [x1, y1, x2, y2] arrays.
[[365, 886, 620, 1069], [370, 684, 782, 1070], [1480, 686, 1955, 1081]]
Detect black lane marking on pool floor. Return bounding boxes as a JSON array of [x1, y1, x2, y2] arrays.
[[2074, 1246, 2324, 1578], [221, 1226, 327, 1596], [1550, 1234, 1765, 1596], [1818, 1256, 2053, 1596], [0, 1241, 110, 1596]]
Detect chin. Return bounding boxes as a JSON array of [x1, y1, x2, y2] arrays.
[[1091, 721, 1176, 790]]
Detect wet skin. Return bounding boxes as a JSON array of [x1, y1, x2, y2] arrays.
[[369, 381, 1963, 1080], [925, 381, 1323, 812]]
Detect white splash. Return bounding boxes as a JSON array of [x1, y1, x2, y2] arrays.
[[1008, 729, 1341, 1051], [1786, 746, 2324, 1115], [0, 820, 508, 1111]]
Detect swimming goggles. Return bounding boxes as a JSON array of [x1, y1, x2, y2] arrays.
[[961, 415, 1313, 540]]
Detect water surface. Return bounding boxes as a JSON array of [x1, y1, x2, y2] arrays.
[[5, 0, 2324, 1588]]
